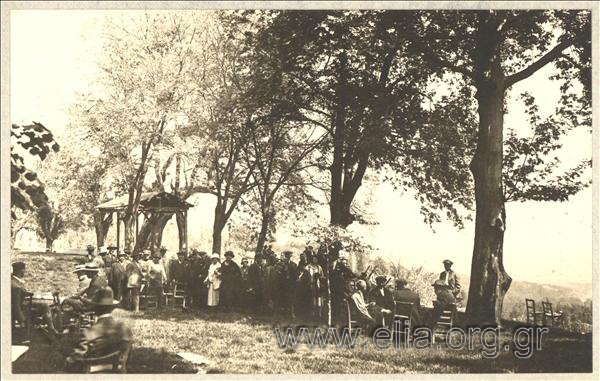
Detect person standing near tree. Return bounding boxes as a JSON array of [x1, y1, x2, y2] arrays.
[[147, 253, 167, 308], [247, 254, 267, 313], [109, 251, 128, 302], [219, 251, 242, 310], [125, 252, 143, 312], [439, 259, 461, 299], [276, 251, 298, 318], [205, 254, 221, 308]]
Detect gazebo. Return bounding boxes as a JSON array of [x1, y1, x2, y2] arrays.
[[96, 191, 193, 253]]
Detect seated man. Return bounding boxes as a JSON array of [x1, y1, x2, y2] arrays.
[[11, 261, 60, 338], [350, 280, 376, 334], [392, 278, 423, 326], [62, 263, 108, 313], [66, 286, 132, 372], [367, 275, 394, 326], [430, 279, 457, 329]]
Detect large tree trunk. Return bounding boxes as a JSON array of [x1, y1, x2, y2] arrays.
[[255, 208, 272, 255], [176, 212, 186, 252], [466, 46, 512, 325], [45, 237, 53, 252], [94, 212, 113, 248], [122, 216, 135, 251], [212, 201, 226, 255]]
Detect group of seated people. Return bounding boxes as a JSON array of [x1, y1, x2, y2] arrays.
[[347, 258, 461, 335]]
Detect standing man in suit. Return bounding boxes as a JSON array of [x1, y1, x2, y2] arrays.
[[440, 259, 461, 299], [368, 275, 394, 326]]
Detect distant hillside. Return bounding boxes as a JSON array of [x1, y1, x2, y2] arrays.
[[458, 275, 592, 318]]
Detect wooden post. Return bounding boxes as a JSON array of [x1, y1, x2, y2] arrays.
[[116, 211, 120, 253]]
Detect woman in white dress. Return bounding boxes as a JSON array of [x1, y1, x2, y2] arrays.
[[205, 253, 221, 307]]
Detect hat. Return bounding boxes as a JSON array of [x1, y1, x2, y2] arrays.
[[338, 250, 348, 260], [160, 246, 167, 252], [395, 278, 408, 287], [124, 249, 131, 254], [98, 246, 107, 254], [224, 251, 234, 258], [142, 249, 151, 256], [132, 251, 142, 258], [107, 245, 117, 251], [72, 264, 86, 273], [282, 251, 293, 257], [12, 261, 26, 273], [443, 259, 453, 266], [210, 253, 220, 260], [83, 263, 100, 273], [86, 244, 95, 251], [375, 275, 387, 285], [90, 286, 120, 306]]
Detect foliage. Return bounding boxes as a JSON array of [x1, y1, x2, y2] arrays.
[[11, 122, 59, 214], [35, 204, 67, 250]]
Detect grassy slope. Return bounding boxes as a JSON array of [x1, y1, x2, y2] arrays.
[[11, 252, 593, 374]]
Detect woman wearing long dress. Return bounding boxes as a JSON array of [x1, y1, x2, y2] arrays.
[[305, 255, 324, 318], [205, 253, 221, 307]]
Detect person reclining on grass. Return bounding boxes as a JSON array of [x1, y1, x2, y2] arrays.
[[11, 261, 60, 339], [65, 286, 132, 373], [62, 263, 108, 313]]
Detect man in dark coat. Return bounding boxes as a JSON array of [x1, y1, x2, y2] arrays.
[[109, 252, 128, 302], [367, 275, 394, 326], [65, 286, 132, 372], [169, 251, 188, 286], [392, 278, 423, 326], [275, 251, 297, 317], [430, 279, 457, 329], [62, 263, 109, 313], [330, 253, 355, 323], [219, 251, 242, 310], [247, 255, 268, 313]]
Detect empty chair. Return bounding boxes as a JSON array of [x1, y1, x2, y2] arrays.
[[525, 299, 545, 326], [542, 301, 563, 327], [172, 283, 186, 309]]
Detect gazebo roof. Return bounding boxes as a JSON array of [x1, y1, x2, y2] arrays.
[[96, 191, 193, 212]]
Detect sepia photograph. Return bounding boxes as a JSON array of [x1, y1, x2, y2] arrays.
[[1, 1, 598, 377]]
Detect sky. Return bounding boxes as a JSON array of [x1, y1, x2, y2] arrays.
[[9, 10, 593, 286]]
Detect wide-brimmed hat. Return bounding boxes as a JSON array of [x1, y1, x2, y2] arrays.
[[91, 286, 120, 306], [98, 246, 107, 254], [107, 245, 117, 251], [210, 253, 220, 260], [443, 259, 453, 266], [224, 251, 234, 258], [83, 263, 100, 273], [282, 251, 293, 258]]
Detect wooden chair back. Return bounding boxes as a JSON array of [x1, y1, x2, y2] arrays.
[[81, 340, 132, 373]]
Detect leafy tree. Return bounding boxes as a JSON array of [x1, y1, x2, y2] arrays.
[[410, 10, 591, 324], [35, 204, 66, 252], [226, 10, 475, 231]]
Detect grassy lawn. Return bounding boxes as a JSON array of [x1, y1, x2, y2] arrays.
[[11, 251, 593, 374]]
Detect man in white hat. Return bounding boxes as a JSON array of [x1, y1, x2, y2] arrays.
[[66, 286, 132, 372]]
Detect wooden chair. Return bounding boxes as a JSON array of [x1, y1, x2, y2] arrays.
[[139, 281, 158, 311], [392, 301, 413, 343], [525, 299, 545, 326], [78, 341, 132, 373], [542, 301, 563, 327], [432, 302, 455, 342], [345, 299, 361, 335], [172, 283, 186, 309]]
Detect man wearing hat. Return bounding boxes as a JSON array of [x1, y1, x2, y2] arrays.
[[393, 278, 423, 326], [11, 261, 60, 338], [66, 286, 132, 372], [125, 252, 143, 311], [73, 264, 92, 298], [169, 251, 188, 286], [330, 251, 356, 323], [109, 251, 129, 302], [368, 275, 394, 324], [147, 252, 168, 307], [273, 251, 297, 317], [62, 263, 108, 313], [219, 251, 242, 310], [439, 259, 461, 298], [247, 254, 267, 313], [430, 279, 457, 330], [83, 245, 95, 264]]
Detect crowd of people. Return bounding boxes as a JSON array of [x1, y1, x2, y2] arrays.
[[11, 243, 462, 370]]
